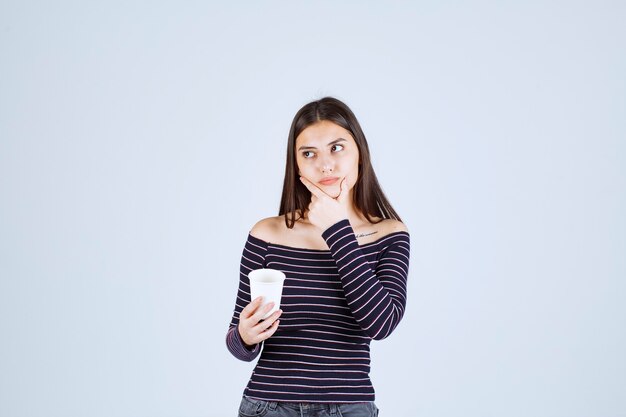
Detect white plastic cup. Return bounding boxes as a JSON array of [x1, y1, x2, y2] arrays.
[[248, 268, 286, 320]]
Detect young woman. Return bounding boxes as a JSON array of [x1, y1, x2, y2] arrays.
[[226, 97, 410, 417]]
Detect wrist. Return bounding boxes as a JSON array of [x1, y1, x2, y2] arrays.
[[238, 325, 254, 350], [321, 218, 349, 234]]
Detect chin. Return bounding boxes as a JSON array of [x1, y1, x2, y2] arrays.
[[322, 185, 340, 198]]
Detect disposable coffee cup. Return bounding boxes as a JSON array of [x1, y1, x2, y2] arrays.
[[248, 268, 286, 320]]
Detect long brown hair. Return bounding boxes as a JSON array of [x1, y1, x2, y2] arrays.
[[279, 97, 402, 228]]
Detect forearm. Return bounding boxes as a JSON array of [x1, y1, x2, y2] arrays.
[[225, 325, 262, 362], [322, 219, 410, 340], [225, 233, 268, 360]]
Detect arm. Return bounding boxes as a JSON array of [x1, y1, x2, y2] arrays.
[[322, 219, 410, 340], [225, 234, 268, 361]]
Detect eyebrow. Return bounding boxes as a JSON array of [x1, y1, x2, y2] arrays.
[[298, 138, 347, 151]]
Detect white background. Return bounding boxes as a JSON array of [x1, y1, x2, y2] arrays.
[[1, 1, 624, 416]]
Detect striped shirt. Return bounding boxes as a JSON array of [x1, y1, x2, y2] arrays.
[[226, 219, 410, 403]]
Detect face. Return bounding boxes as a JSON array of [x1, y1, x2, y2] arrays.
[[295, 120, 360, 199]]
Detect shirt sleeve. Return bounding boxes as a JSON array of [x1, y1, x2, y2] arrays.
[[225, 233, 268, 362], [322, 219, 410, 340]]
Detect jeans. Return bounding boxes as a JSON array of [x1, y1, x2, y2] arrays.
[[237, 395, 380, 417]]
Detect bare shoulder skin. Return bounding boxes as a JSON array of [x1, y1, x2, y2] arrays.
[[250, 214, 408, 250], [249, 216, 284, 243], [250, 214, 327, 249]]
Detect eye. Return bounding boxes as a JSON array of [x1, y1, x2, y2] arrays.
[[331, 144, 344, 153], [302, 151, 315, 159]]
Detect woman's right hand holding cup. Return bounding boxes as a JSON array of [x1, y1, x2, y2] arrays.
[[238, 296, 282, 348]]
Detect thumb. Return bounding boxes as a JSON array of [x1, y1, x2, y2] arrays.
[[337, 177, 349, 202]]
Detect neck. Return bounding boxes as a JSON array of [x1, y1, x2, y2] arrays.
[[345, 202, 368, 227], [298, 199, 370, 230]]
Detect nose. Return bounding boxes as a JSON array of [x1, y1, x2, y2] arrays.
[[318, 155, 334, 173]]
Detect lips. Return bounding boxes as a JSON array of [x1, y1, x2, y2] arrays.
[[318, 177, 339, 186]]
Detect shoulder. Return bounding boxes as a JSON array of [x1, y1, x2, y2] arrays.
[[375, 219, 410, 255], [249, 216, 284, 243], [378, 218, 409, 236], [353, 217, 409, 245]]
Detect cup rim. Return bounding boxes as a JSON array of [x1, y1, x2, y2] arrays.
[[248, 268, 286, 282]]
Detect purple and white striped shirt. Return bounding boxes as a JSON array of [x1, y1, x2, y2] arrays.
[[226, 219, 410, 403]]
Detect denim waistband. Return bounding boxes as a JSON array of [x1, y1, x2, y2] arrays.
[[276, 402, 340, 412]]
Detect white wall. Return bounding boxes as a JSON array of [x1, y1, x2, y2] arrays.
[[1, 1, 624, 416]]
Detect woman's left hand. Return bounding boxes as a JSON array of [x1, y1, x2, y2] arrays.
[[299, 176, 350, 232]]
